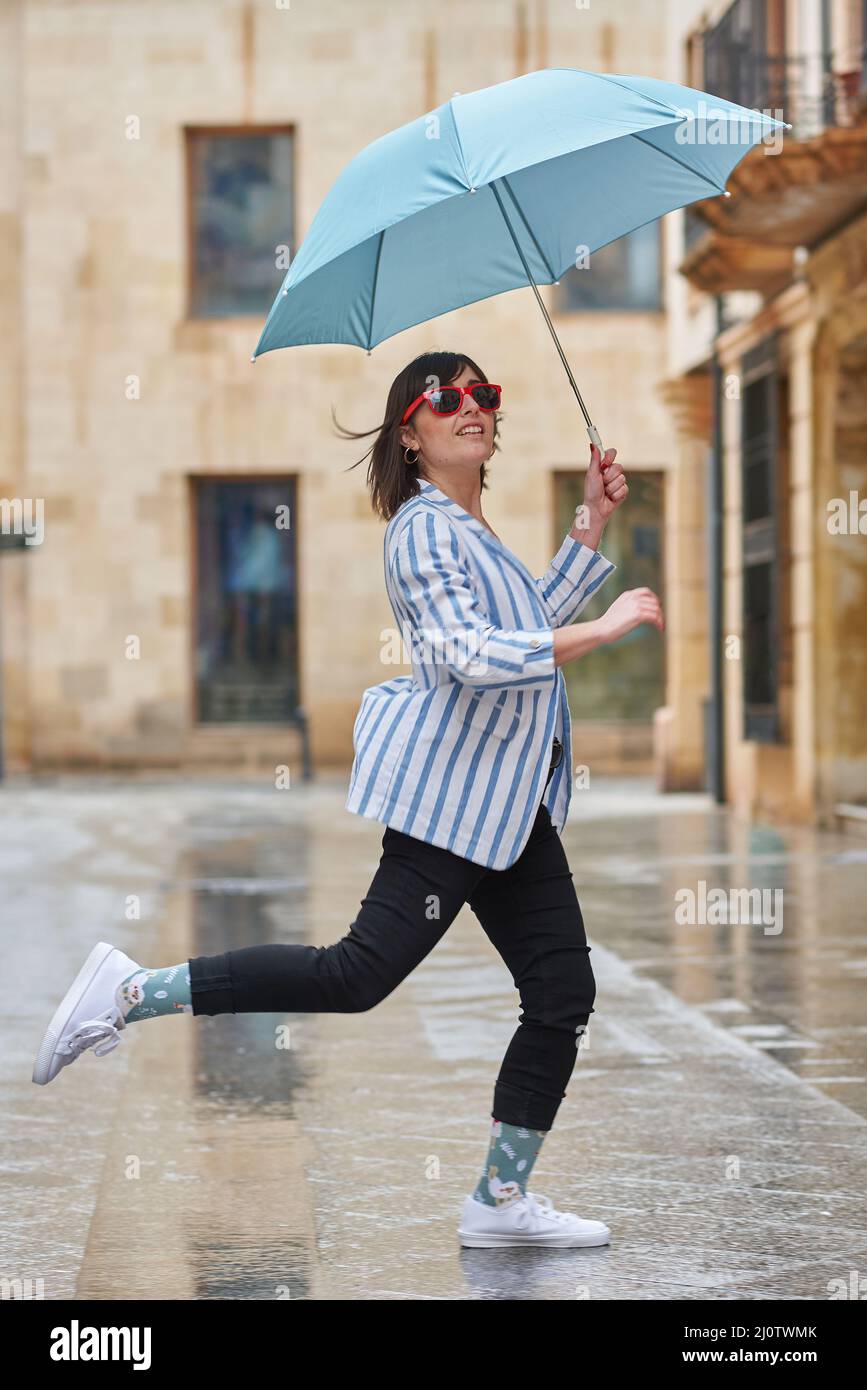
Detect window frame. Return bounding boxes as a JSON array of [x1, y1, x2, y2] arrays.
[[188, 473, 300, 727], [184, 123, 296, 322]]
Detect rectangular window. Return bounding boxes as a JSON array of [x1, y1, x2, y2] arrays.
[[554, 222, 662, 313], [193, 479, 298, 724], [186, 127, 294, 318], [740, 334, 781, 741], [554, 470, 665, 720]]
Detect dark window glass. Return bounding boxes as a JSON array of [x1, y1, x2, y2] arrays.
[[740, 335, 781, 740], [195, 479, 298, 723], [187, 130, 293, 317], [743, 377, 774, 521], [555, 222, 661, 312], [744, 561, 774, 706]]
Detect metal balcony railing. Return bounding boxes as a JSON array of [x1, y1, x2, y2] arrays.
[[706, 48, 866, 140], [701, 0, 867, 141]]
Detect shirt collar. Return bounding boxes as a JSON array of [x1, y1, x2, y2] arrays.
[[417, 479, 501, 549], [416, 479, 549, 603]]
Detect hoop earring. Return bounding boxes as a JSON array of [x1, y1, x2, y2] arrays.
[[404, 445, 419, 465]]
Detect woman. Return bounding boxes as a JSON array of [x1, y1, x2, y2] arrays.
[[33, 350, 664, 1252]]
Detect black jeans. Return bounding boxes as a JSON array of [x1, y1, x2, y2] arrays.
[[188, 736, 594, 1130]]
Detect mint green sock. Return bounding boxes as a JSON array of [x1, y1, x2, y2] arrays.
[[116, 964, 192, 1023], [472, 1118, 547, 1207]]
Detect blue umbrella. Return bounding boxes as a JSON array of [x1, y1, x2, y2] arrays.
[[251, 67, 788, 450]]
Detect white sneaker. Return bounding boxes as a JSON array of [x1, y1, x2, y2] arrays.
[[458, 1181, 611, 1249], [32, 942, 141, 1086]]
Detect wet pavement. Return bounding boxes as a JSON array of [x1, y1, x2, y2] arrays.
[[4, 772, 867, 1300]]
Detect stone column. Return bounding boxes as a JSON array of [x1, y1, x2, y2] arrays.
[[655, 373, 713, 790]]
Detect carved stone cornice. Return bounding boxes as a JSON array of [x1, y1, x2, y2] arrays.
[[659, 372, 713, 441]]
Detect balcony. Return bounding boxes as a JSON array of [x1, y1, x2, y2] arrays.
[[680, 232, 795, 297], [697, 53, 867, 246], [679, 3, 867, 296]]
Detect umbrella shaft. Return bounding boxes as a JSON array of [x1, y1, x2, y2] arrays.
[[489, 180, 601, 448], [525, 275, 591, 423]]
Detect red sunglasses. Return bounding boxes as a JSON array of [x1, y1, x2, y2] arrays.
[[401, 383, 502, 425]]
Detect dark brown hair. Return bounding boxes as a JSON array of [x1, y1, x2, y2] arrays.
[[333, 349, 502, 522]]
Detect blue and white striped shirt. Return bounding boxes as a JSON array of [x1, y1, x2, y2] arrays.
[[345, 478, 616, 869]]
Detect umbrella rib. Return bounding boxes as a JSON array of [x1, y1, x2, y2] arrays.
[[586, 69, 683, 117], [574, 68, 768, 200], [500, 175, 557, 282], [367, 228, 385, 351], [629, 130, 729, 196], [488, 178, 595, 432]]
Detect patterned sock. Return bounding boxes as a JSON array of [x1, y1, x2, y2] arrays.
[[116, 964, 192, 1023], [472, 1118, 548, 1207]]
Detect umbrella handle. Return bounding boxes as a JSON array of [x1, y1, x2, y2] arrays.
[[587, 423, 609, 468]]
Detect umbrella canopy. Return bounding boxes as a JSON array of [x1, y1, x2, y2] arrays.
[[251, 67, 787, 444]]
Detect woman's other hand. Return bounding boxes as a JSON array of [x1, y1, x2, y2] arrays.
[[598, 588, 665, 644]]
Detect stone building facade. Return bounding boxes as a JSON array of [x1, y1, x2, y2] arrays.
[[0, 0, 674, 779]]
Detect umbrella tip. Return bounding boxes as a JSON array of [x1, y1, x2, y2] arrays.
[[785, 122, 793, 130], [250, 355, 256, 363], [723, 190, 732, 197]]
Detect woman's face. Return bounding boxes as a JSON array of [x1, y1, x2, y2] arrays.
[[398, 363, 494, 474]]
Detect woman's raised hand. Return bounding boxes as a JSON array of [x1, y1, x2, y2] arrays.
[[584, 443, 628, 522]]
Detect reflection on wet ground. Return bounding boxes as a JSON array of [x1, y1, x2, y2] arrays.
[[5, 773, 867, 1299]]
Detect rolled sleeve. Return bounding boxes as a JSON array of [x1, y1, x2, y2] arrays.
[[536, 535, 617, 626], [391, 510, 555, 688]]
